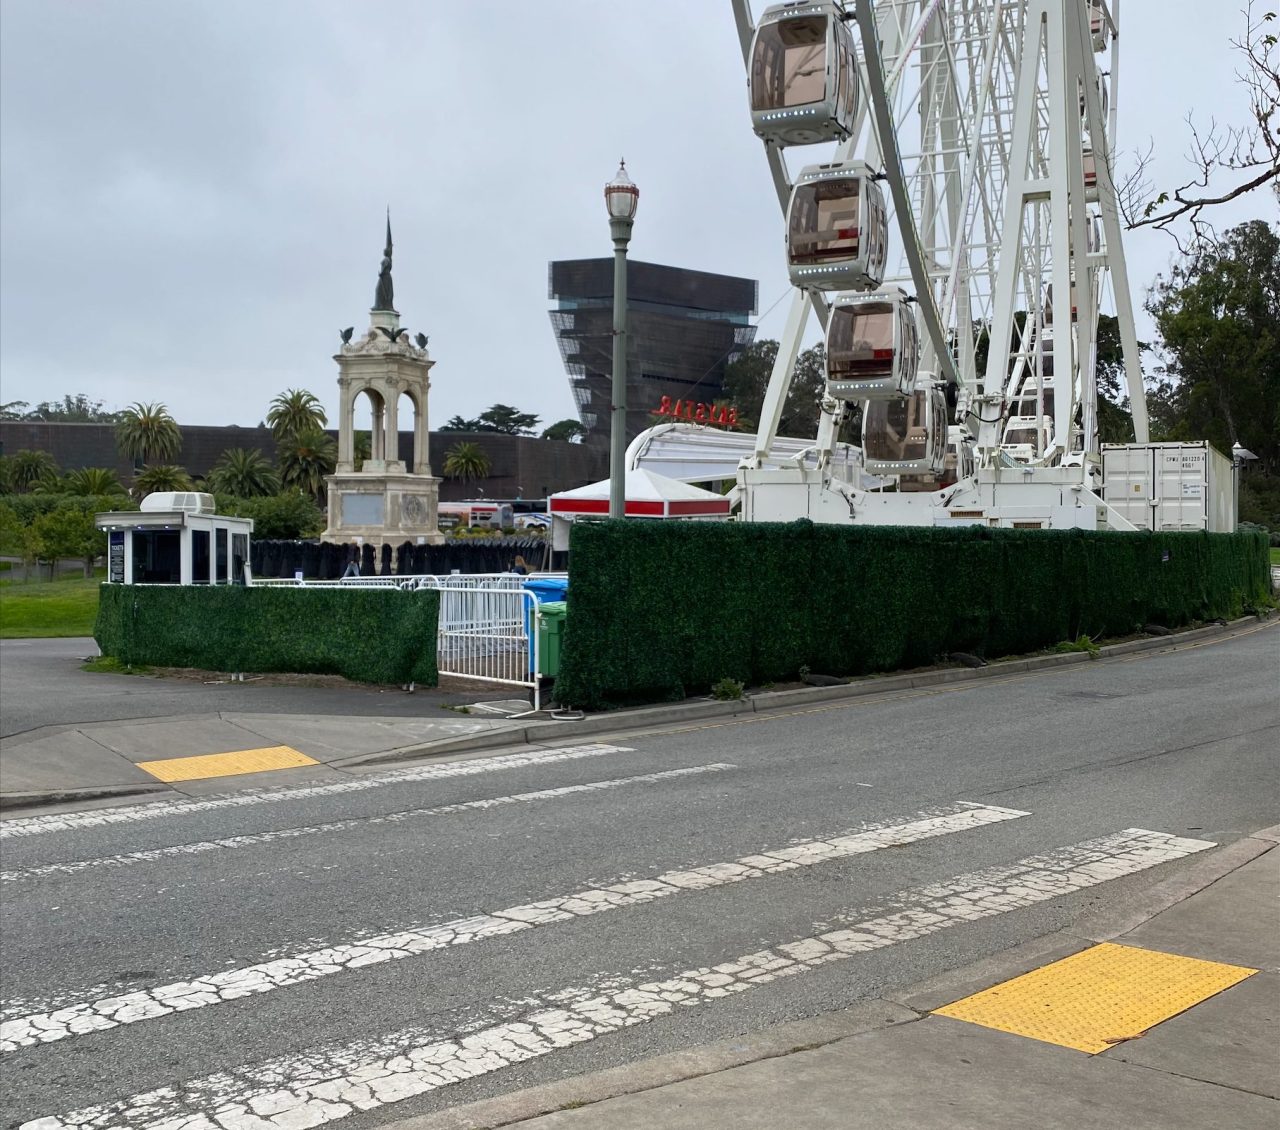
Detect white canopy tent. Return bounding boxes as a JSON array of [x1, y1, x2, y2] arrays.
[[549, 468, 732, 550]]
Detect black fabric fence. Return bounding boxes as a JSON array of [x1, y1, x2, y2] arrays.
[[249, 538, 548, 578]]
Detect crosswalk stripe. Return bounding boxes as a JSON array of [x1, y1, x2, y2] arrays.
[[0, 744, 633, 840], [16, 828, 1214, 1130], [1, 764, 733, 884], [0, 801, 1026, 1048]]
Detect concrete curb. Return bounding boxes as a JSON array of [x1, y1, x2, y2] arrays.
[[337, 612, 1276, 770], [376, 830, 1278, 1130], [0, 783, 171, 812], [376, 1000, 919, 1130]]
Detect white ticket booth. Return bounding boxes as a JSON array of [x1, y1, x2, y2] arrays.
[[96, 493, 254, 585]]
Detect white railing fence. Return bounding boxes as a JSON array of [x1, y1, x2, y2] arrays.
[[245, 570, 563, 709]]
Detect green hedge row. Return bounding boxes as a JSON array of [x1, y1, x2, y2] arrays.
[[555, 522, 1272, 710], [94, 585, 439, 685]]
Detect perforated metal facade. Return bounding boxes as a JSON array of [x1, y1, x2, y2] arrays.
[[548, 259, 758, 446]]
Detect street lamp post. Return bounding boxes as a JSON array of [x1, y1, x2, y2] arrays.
[[604, 161, 638, 519]]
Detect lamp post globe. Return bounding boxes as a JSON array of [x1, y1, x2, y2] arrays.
[[605, 161, 638, 520]]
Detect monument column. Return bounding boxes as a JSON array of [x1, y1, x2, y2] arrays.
[[322, 216, 443, 552]]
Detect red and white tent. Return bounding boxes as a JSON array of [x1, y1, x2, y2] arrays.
[[549, 468, 731, 549]]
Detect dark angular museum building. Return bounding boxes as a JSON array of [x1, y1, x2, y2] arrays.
[[548, 259, 758, 447]]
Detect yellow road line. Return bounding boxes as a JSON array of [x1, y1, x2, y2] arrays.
[[934, 942, 1257, 1054], [137, 746, 318, 783]]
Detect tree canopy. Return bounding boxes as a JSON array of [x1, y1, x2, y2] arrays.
[[443, 441, 491, 482], [0, 394, 121, 423], [441, 404, 541, 435], [1145, 220, 1280, 475], [721, 340, 833, 439], [115, 402, 181, 466], [541, 419, 587, 443], [206, 448, 279, 498], [267, 389, 327, 442]]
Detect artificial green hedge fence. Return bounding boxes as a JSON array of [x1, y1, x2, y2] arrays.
[[554, 522, 1271, 710], [94, 585, 440, 685]]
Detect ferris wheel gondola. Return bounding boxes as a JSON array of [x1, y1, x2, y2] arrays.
[[861, 375, 947, 476], [748, 1, 857, 147], [786, 162, 889, 291], [825, 288, 920, 400]]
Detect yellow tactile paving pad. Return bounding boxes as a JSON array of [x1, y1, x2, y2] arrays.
[[137, 746, 318, 782], [934, 942, 1257, 1054]]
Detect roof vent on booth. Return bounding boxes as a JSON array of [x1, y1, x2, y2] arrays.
[[140, 492, 217, 514]]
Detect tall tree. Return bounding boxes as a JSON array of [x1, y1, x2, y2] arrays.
[[1144, 220, 1280, 474], [443, 441, 491, 483], [116, 402, 181, 466], [17, 394, 122, 423], [476, 404, 540, 435], [541, 419, 587, 443], [133, 465, 194, 498], [721, 340, 831, 438], [267, 389, 328, 442], [65, 467, 127, 497], [440, 415, 482, 432], [440, 405, 541, 434], [206, 448, 279, 498], [277, 426, 336, 502], [1121, 3, 1278, 247], [7, 449, 61, 493]]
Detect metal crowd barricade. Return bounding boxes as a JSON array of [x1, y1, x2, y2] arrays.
[[245, 570, 552, 708]]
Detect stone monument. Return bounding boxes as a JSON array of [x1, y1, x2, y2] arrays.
[[322, 217, 444, 548]]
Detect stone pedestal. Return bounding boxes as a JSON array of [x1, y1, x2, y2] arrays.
[[323, 470, 444, 548]]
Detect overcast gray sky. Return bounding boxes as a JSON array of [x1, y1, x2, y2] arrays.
[[0, 1, 1271, 432]]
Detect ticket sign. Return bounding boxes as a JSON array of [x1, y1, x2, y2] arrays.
[[108, 531, 125, 583]]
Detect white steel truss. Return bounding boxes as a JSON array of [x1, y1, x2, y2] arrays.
[[730, 0, 1149, 525]]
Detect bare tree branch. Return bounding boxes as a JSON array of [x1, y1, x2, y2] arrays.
[[1120, 3, 1279, 247]]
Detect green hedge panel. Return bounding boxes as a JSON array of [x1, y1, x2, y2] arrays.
[[94, 585, 439, 685], [556, 522, 1270, 710]]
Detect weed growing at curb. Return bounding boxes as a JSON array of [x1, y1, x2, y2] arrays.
[[81, 656, 152, 676], [711, 677, 746, 701], [1052, 635, 1101, 658]]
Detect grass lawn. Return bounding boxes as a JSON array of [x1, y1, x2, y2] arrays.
[[0, 574, 101, 639], [1271, 547, 1280, 566]]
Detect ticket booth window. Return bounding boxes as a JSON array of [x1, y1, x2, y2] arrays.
[[132, 531, 181, 584], [215, 529, 229, 584], [192, 530, 211, 585], [232, 533, 249, 585]]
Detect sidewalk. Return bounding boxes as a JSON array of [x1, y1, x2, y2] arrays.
[[3, 616, 1273, 813], [386, 827, 1280, 1130]]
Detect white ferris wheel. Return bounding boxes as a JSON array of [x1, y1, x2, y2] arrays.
[[726, 0, 1152, 530]]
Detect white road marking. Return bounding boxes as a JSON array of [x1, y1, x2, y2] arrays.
[[0, 744, 633, 840], [17, 828, 1214, 1130], [1, 764, 730, 884], [0, 801, 1026, 1048]]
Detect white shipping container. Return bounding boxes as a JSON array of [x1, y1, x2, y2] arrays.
[[1101, 442, 1236, 532]]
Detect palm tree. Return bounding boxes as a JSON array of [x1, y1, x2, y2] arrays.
[[206, 448, 279, 497], [9, 449, 60, 492], [66, 467, 127, 496], [267, 389, 327, 442], [134, 464, 193, 498], [277, 425, 336, 501], [116, 402, 181, 467], [443, 441, 491, 484]]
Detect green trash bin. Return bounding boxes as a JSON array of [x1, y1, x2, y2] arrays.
[[536, 601, 567, 678]]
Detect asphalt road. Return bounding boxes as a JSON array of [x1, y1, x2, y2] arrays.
[[2, 624, 1277, 1129], [0, 638, 508, 739]]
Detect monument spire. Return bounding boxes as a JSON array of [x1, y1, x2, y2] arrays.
[[373, 209, 395, 312]]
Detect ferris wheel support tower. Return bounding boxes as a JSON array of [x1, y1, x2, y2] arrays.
[[719, 0, 1151, 531]]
